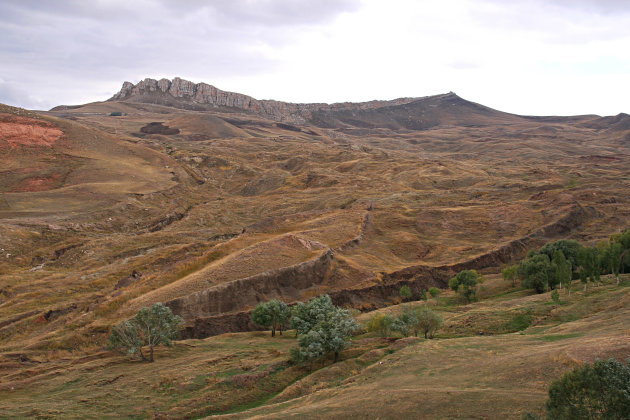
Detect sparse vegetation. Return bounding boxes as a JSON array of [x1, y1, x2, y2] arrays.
[[3, 75, 630, 419], [107, 303, 182, 362]]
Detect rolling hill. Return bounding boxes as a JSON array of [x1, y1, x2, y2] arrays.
[[1, 78, 629, 418]]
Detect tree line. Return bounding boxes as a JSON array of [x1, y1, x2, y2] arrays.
[[504, 229, 630, 294]]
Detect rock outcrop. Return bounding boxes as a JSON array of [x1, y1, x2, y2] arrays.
[[110, 77, 420, 124], [166, 248, 334, 321], [174, 202, 596, 339]]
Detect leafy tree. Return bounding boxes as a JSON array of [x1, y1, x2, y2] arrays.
[[290, 295, 358, 363], [539, 239, 583, 272], [428, 287, 441, 304], [518, 253, 553, 293], [579, 246, 601, 288], [391, 305, 418, 338], [416, 307, 443, 339], [553, 250, 572, 293], [600, 241, 623, 285], [291, 294, 337, 335], [449, 269, 481, 302], [252, 299, 291, 337], [546, 358, 630, 419], [366, 312, 393, 338], [611, 229, 630, 275], [502, 265, 518, 287], [399, 285, 412, 301], [107, 303, 182, 362]]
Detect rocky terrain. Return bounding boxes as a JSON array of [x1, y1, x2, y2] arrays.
[[1, 81, 629, 418]]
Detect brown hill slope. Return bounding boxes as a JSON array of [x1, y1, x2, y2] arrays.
[[0, 82, 629, 359]]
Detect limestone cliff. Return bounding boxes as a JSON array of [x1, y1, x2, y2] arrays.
[[110, 77, 420, 124]]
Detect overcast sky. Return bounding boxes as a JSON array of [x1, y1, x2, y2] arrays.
[[1, 0, 629, 115]]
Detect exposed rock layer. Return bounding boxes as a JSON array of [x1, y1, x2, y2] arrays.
[[110, 77, 422, 124], [177, 203, 595, 339]]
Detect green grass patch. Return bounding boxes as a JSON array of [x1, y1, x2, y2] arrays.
[[537, 333, 583, 342], [503, 312, 534, 332]]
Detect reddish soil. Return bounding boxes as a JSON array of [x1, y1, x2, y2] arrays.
[[0, 113, 63, 148], [11, 173, 63, 192]]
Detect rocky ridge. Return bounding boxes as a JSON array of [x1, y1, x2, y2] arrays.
[[110, 77, 423, 124]]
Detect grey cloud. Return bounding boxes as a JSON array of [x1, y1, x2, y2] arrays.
[[157, 0, 362, 26], [546, 0, 630, 14], [0, 0, 363, 107], [0, 80, 52, 110]]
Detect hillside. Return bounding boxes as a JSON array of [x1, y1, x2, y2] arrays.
[[1, 80, 630, 417], [1, 275, 628, 418]]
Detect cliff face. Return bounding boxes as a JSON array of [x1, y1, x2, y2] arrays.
[[110, 77, 420, 124]]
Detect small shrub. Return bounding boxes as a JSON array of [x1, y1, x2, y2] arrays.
[[366, 313, 393, 338], [399, 285, 412, 301], [428, 287, 441, 304], [109, 111, 123, 116], [551, 289, 560, 304]]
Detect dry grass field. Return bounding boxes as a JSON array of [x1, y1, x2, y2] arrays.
[[1, 88, 629, 417], [0, 275, 627, 419]]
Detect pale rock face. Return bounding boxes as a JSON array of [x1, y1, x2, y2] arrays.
[[110, 77, 420, 123], [169, 77, 197, 98], [157, 78, 171, 93], [113, 81, 135, 100]]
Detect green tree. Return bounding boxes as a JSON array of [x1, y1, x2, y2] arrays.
[[428, 287, 441, 304], [252, 299, 291, 337], [612, 229, 630, 274], [601, 241, 623, 285], [399, 285, 412, 301], [366, 312, 393, 338], [553, 250, 572, 293], [546, 358, 630, 419], [107, 303, 182, 362], [518, 253, 553, 293], [391, 305, 418, 338], [290, 296, 358, 363], [502, 265, 518, 287], [416, 307, 443, 339], [579, 246, 601, 288], [449, 269, 481, 302], [539, 239, 583, 272]]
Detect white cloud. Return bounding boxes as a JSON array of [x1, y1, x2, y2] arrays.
[[0, 0, 628, 115]]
